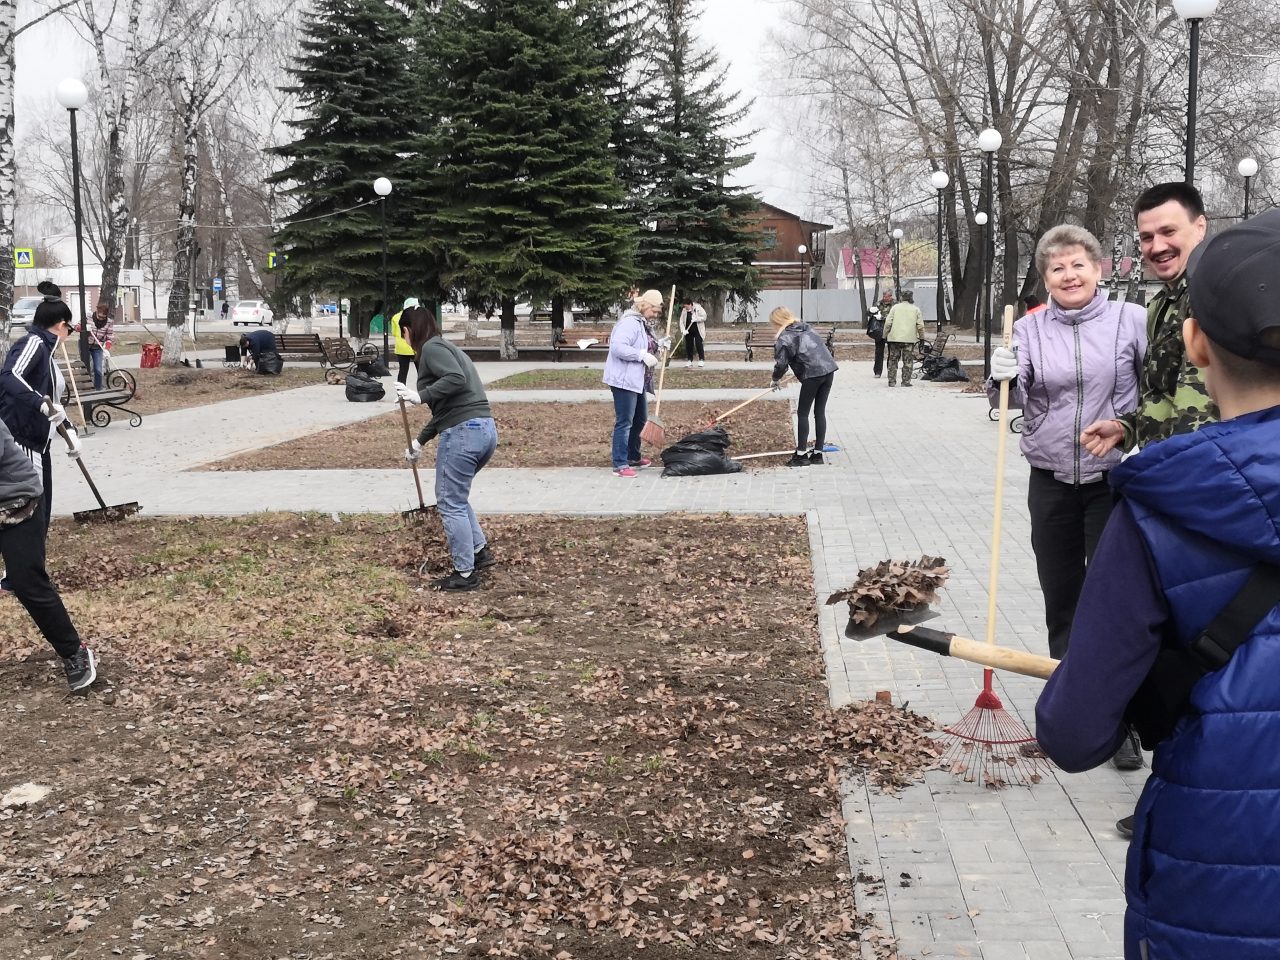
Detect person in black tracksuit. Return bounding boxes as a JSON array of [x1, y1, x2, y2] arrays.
[[0, 296, 82, 536], [768, 306, 839, 466]]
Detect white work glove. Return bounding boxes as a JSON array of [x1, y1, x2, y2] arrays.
[[394, 382, 421, 405], [641, 352, 659, 368], [990, 345, 1018, 382], [40, 399, 66, 424], [405, 439, 423, 462], [64, 428, 82, 460], [657, 336, 672, 352], [769, 379, 782, 391]]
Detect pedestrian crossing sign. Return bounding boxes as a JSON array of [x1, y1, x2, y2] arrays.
[[14, 248, 33, 268]]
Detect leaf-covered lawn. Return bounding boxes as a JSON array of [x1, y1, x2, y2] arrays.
[[0, 514, 937, 959], [203, 400, 797, 471]]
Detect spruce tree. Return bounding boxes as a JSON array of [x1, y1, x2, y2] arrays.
[[408, 0, 638, 355], [631, 0, 760, 312], [268, 0, 421, 311]]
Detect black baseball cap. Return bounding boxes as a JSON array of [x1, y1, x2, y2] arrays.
[[1190, 209, 1280, 367]]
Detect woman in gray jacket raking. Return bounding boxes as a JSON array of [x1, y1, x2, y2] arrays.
[[987, 224, 1146, 669], [396, 306, 498, 592]]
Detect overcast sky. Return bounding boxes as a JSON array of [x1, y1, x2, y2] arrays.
[[14, 0, 813, 214]]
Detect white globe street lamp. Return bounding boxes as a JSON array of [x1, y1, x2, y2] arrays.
[[1239, 158, 1259, 219], [374, 177, 394, 361], [797, 244, 808, 320], [930, 171, 950, 331]]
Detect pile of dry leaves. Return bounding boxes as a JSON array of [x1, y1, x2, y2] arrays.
[[825, 556, 951, 632]]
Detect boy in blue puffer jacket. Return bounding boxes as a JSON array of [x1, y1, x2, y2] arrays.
[[1035, 209, 1280, 958]]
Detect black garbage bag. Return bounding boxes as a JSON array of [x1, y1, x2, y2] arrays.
[[345, 369, 386, 402], [364, 357, 392, 378], [935, 358, 969, 382], [660, 426, 743, 477], [256, 350, 284, 375]]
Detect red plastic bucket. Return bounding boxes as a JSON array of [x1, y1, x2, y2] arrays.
[[140, 343, 163, 368]]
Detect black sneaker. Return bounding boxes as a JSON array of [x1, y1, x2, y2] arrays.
[[1117, 814, 1135, 840], [785, 453, 809, 467], [1111, 728, 1144, 770], [807, 450, 824, 465], [431, 569, 481, 591], [473, 545, 496, 570], [63, 644, 97, 692]]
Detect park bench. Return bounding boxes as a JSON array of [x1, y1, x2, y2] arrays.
[[823, 325, 866, 354], [911, 330, 953, 378], [319, 337, 380, 383], [551, 326, 612, 362], [59, 358, 142, 429], [273, 333, 327, 365], [744, 327, 774, 361]]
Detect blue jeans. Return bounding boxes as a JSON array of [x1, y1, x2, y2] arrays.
[[89, 347, 105, 389], [610, 387, 647, 469], [435, 417, 497, 572]]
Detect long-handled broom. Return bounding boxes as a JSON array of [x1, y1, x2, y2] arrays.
[[639, 285, 677, 448], [940, 305, 1047, 787]]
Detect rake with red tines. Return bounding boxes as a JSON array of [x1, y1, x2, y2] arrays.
[[940, 305, 1049, 788]]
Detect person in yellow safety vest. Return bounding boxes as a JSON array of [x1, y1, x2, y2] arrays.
[[392, 297, 419, 384]]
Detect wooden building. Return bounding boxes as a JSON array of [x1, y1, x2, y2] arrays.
[[746, 203, 833, 291]]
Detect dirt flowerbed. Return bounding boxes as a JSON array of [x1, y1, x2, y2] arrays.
[[204, 399, 795, 472], [108, 366, 326, 418], [0, 514, 940, 959], [489, 368, 772, 391]]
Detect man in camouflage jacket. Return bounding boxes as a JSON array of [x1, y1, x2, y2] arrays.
[[1082, 182, 1216, 456]]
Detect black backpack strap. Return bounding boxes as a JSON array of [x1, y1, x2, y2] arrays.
[[1190, 564, 1280, 670]]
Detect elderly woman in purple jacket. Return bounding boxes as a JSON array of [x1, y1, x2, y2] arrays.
[[603, 289, 664, 478], [988, 224, 1146, 661]]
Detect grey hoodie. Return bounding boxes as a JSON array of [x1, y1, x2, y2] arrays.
[[0, 417, 41, 510]]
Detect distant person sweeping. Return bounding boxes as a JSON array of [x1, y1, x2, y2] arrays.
[[603, 289, 666, 477], [396, 306, 498, 592], [239, 329, 282, 374], [769, 307, 838, 466]]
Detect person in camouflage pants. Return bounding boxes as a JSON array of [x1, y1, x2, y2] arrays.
[[1082, 182, 1216, 456]]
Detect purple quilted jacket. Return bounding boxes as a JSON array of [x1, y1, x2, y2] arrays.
[[987, 291, 1146, 484]]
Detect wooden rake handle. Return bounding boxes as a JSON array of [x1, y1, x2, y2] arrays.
[[398, 398, 428, 512], [985, 304, 1016, 648], [709, 375, 793, 426], [651, 284, 677, 417], [889, 625, 1058, 680]]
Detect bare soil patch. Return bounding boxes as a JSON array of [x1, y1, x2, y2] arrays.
[[203, 399, 796, 472], [107, 366, 327, 418], [488, 368, 773, 391], [0, 514, 939, 958]]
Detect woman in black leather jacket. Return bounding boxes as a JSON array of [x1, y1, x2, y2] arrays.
[[769, 307, 839, 466]]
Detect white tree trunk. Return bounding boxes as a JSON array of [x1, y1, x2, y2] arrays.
[[164, 83, 200, 365], [0, 0, 15, 333]]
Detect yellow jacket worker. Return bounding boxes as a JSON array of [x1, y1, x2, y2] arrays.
[[392, 297, 418, 384]]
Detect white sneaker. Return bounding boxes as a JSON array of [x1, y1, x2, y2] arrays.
[[697, 360, 704, 367], [686, 362, 693, 368]]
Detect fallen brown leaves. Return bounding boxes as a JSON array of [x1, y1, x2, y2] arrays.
[[0, 514, 914, 960], [826, 556, 951, 631]]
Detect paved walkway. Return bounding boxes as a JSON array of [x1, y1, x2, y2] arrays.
[[49, 357, 1137, 960]]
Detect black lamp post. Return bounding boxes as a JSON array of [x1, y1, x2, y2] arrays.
[[56, 78, 90, 368], [374, 176, 393, 361], [797, 243, 807, 320], [977, 128, 1002, 379], [1174, 0, 1219, 184], [930, 171, 949, 333], [1239, 158, 1259, 219], [891, 228, 903, 300]]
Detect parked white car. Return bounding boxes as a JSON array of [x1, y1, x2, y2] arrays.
[[231, 300, 274, 327], [7, 296, 40, 335]]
